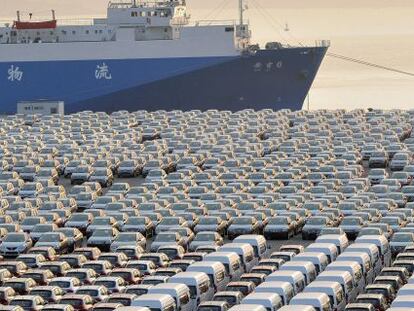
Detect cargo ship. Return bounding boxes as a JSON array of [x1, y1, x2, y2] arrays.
[[0, 0, 329, 113]]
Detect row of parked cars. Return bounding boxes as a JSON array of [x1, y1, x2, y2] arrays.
[[0, 108, 414, 311]]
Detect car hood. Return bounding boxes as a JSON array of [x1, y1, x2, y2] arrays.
[[0, 241, 26, 248]]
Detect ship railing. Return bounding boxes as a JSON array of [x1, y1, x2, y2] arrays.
[[0, 18, 95, 27], [57, 19, 96, 26], [193, 20, 237, 27], [108, 0, 182, 9]]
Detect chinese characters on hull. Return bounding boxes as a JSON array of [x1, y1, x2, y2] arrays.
[[7, 65, 23, 82], [95, 63, 112, 80], [253, 61, 283, 72]]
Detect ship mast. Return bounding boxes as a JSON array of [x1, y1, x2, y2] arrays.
[[239, 0, 244, 30]]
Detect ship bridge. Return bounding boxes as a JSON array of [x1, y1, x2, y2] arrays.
[[107, 0, 189, 26]]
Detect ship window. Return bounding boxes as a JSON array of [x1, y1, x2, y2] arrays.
[[99, 30, 103, 33], [225, 27, 235, 32], [86, 30, 89, 34], [72, 30, 76, 34], [50, 31, 54, 35], [140, 11, 146, 17], [95, 30, 98, 34]]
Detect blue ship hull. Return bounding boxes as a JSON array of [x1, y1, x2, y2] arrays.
[[0, 46, 327, 113]]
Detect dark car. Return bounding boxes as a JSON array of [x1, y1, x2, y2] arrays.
[[30, 286, 65, 303], [73, 248, 101, 261], [225, 281, 256, 297], [66, 269, 98, 286], [22, 269, 54, 286], [355, 293, 389, 311], [106, 293, 137, 306], [109, 268, 141, 285], [59, 294, 94, 311], [0, 286, 16, 304], [4, 278, 37, 295], [365, 284, 396, 305], [59, 255, 88, 269]]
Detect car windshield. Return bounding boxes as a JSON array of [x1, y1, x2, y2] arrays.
[[126, 288, 148, 295], [95, 280, 116, 288], [77, 289, 99, 296], [269, 218, 288, 225], [156, 234, 176, 242], [200, 218, 218, 225], [4, 234, 25, 242], [35, 225, 53, 232], [31, 290, 52, 298], [70, 214, 88, 221], [384, 218, 400, 225], [357, 298, 380, 307], [38, 171, 52, 176], [342, 218, 360, 225], [58, 229, 74, 238], [23, 184, 37, 190], [128, 218, 146, 225], [67, 272, 86, 280], [77, 194, 92, 200], [195, 233, 215, 241], [111, 272, 130, 280], [233, 218, 252, 225], [93, 219, 111, 225], [23, 218, 41, 225], [393, 234, 414, 242], [308, 218, 327, 225], [38, 234, 60, 242], [108, 297, 131, 305], [161, 218, 180, 225], [60, 299, 84, 308], [10, 300, 33, 307], [215, 295, 237, 304], [361, 228, 381, 235], [128, 262, 148, 270], [116, 234, 135, 242], [226, 285, 247, 295], [111, 184, 127, 191], [93, 229, 113, 237]]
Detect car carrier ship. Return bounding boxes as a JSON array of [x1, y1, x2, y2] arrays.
[[0, 0, 329, 113]]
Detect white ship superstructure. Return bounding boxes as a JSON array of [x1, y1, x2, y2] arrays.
[[0, 0, 328, 113]]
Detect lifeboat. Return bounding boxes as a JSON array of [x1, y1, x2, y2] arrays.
[[13, 20, 57, 30]]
